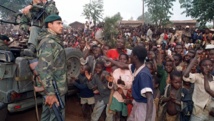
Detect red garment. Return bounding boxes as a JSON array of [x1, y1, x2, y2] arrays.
[[164, 33, 168, 40], [126, 89, 133, 116], [106, 49, 127, 72]]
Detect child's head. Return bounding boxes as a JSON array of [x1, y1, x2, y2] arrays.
[[174, 44, 183, 54], [208, 49, 214, 62], [80, 64, 91, 75], [165, 60, 174, 73], [146, 62, 155, 75], [79, 39, 86, 50], [173, 54, 182, 66], [102, 44, 110, 56], [184, 50, 195, 63], [95, 61, 105, 74], [93, 46, 102, 58], [170, 70, 182, 90], [199, 58, 213, 75], [119, 53, 129, 64], [148, 51, 155, 61], [153, 75, 160, 89]]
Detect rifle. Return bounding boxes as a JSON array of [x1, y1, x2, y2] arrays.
[[0, 4, 22, 25], [41, 80, 64, 121], [0, 4, 17, 13], [31, 0, 53, 25], [0, 19, 19, 25], [52, 79, 65, 121]]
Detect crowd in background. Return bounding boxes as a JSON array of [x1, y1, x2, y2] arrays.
[[1, 22, 214, 121]]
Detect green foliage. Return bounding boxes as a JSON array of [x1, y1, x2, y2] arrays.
[[103, 12, 122, 47], [137, 11, 153, 24], [0, 0, 31, 20], [179, 0, 214, 27], [145, 0, 175, 26], [82, 0, 104, 25]]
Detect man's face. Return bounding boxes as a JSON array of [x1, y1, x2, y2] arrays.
[[48, 20, 63, 34]]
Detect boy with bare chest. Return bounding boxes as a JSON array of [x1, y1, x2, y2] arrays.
[[159, 70, 182, 121]]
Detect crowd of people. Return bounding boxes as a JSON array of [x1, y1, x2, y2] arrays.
[[1, 20, 214, 121], [69, 24, 214, 121]]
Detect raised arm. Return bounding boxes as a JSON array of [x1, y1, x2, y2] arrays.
[[183, 50, 202, 78], [102, 56, 129, 69]]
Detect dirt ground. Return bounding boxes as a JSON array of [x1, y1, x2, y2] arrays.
[[6, 95, 85, 121]]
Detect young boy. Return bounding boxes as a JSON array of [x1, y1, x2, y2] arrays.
[[153, 76, 160, 121], [183, 56, 214, 121], [159, 70, 182, 121], [86, 61, 113, 121], [157, 48, 174, 95], [180, 81, 194, 121], [73, 65, 95, 120]]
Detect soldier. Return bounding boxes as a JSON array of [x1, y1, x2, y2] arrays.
[[0, 35, 10, 51], [20, 0, 59, 56], [35, 14, 67, 121]]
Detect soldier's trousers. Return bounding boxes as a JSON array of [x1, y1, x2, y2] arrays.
[[41, 95, 65, 121], [28, 26, 41, 47]]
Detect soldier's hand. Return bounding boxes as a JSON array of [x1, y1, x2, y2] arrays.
[[45, 95, 59, 108], [22, 5, 32, 15], [34, 86, 44, 92]]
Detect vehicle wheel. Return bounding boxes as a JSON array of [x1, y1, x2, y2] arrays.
[[65, 48, 83, 81], [0, 102, 7, 121]]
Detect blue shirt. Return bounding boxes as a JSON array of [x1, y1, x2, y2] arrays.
[[73, 75, 94, 98], [131, 64, 153, 103]]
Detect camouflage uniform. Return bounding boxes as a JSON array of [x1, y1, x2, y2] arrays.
[[20, 1, 59, 47], [35, 29, 67, 121], [0, 40, 9, 51]]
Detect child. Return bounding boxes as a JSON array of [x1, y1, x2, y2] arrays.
[[159, 70, 182, 121], [173, 54, 183, 71], [73, 65, 95, 120], [107, 54, 133, 121], [153, 76, 160, 121], [180, 81, 194, 121], [157, 48, 174, 95], [146, 61, 156, 75], [86, 61, 113, 121]]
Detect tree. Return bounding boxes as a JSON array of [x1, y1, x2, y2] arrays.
[[103, 12, 122, 47], [137, 11, 153, 24], [82, 0, 104, 25], [145, 0, 175, 26], [0, 0, 31, 20], [179, 0, 214, 27]]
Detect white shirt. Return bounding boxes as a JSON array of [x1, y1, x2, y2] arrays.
[[108, 68, 133, 102], [183, 73, 214, 115]]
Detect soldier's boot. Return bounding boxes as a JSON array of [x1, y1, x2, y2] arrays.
[[23, 44, 36, 57]]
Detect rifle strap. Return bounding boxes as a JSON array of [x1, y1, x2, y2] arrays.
[[33, 76, 40, 121]]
